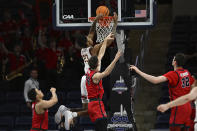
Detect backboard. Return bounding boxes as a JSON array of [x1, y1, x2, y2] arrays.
[[52, 0, 157, 30]]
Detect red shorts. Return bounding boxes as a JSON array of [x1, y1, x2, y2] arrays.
[[88, 100, 107, 122], [170, 102, 192, 127], [189, 107, 195, 131]]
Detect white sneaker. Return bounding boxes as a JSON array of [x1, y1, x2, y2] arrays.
[[64, 110, 73, 130], [55, 105, 69, 124]]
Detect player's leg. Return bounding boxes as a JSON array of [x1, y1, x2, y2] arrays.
[[170, 126, 183, 131], [184, 103, 193, 131], [170, 104, 192, 131], [55, 105, 69, 124], [70, 75, 89, 116], [190, 106, 195, 131], [88, 101, 108, 131], [194, 123, 197, 131], [63, 110, 74, 130], [95, 118, 108, 131], [80, 75, 89, 104], [62, 76, 89, 129]]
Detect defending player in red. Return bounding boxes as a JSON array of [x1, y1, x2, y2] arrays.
[[86, 48, 122, 131], [157, 78, 197, 130], [28, 88, 58, 131], [129, 53, 195, 131]]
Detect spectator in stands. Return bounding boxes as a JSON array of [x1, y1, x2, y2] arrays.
[[38, 29, 62, 90], [45, 38, 62, 90], [1, 43, 26, 73], [1, 43, 26, 91], [28, 87, 58, 131], [24, 68, 39, 108], [0, 37, 7, 81], [0, 9, 18, 50], [58, 31, 73, 53], [20, 26, 33, 58]]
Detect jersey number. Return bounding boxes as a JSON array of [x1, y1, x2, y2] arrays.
[[82, 55, 89, 63], [181, 77, 190, 88]]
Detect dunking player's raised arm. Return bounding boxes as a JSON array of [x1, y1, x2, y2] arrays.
[[86, 14, 103, 47], [90, 13, 118, 56], [112, 12, 118, 35]]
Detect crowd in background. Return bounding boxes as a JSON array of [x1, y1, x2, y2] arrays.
[[0, 1, 95, 92]]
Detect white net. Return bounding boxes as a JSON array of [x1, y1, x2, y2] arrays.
[[89, 17, 114, 43]]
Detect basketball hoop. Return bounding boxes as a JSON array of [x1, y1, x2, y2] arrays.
[[89, 16, 114, 43]]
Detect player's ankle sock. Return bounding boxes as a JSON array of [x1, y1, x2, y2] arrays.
[[72, 112, 77, 118]]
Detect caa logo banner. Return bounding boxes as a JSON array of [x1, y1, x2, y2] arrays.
[[107, 108, 133, 131]]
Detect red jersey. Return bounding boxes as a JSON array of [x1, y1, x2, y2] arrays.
[[163, 68, 195, 100], [31, 102, 48, 130], [86, 69, 104, 99]]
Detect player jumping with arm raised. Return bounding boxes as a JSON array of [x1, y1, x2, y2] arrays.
[[54, 13, 118, 130]]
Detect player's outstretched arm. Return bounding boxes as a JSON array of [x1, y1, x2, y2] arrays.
[[38, 88, 58, 110], [93, 51, 122, 84], [129, 65, 168, 84], [157, 86, 197, 113], [87, 14, 103, 40]]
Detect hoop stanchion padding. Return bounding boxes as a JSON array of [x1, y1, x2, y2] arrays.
[[89, 16, 114, 43]]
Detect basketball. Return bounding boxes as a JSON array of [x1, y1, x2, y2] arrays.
[[96, 6, 109, 16]]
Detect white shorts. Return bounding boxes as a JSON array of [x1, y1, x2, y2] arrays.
[[80, 75, 89, 103], [195, 123, 197, 131]]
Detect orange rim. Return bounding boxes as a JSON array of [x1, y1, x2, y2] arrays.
[[89, 16, 113, 27]]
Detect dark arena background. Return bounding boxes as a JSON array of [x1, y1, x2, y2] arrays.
[[0, 0, 197, 131]]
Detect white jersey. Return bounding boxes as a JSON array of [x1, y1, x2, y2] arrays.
[[194, 100, 197, 122], [81, 47, 92, 73], [81, 75, 89, 103]]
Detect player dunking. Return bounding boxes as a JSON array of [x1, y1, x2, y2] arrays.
[[54, 33, 114, 130], [54, 13, 118, 130], [28, 88, 58, 131], [129, 53, 195, 131]]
